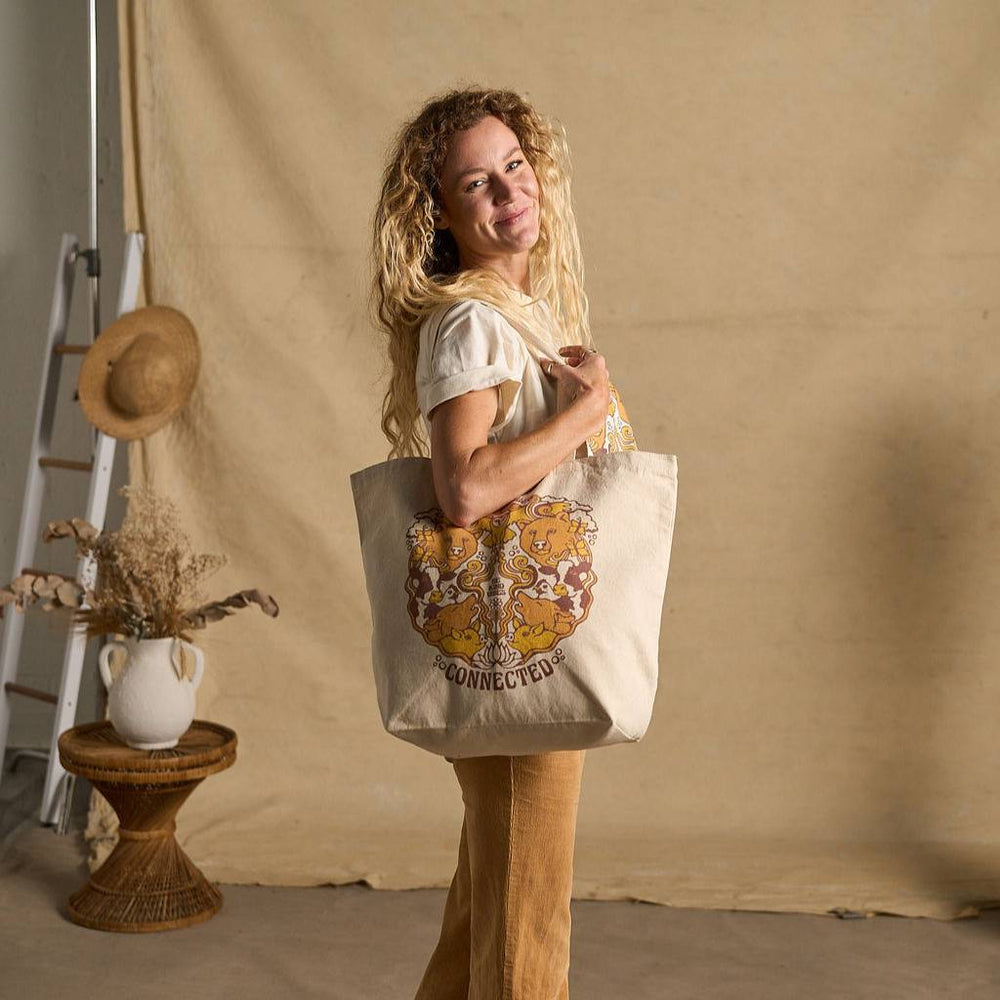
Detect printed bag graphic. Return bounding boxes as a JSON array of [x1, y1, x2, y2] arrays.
[[406, 494, 599, 674]]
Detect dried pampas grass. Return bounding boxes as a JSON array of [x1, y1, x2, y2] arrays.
[[0, 485, 278, 641]]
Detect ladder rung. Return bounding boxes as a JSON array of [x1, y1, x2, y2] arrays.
[[52, 343, 90, 355], [4, 682, 58, 706], [38, 457, 94, 472], [21, 567, 76, 582]]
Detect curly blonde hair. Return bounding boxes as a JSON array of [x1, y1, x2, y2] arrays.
[[369, 85, 594, 459]]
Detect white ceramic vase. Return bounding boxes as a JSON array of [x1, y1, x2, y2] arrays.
[[98, 635, 204, 750]]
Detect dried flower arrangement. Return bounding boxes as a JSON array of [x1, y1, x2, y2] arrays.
[[0, 485, 278, 641]]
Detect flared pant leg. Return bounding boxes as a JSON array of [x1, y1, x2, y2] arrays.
[[414, 749, 586, 1000]]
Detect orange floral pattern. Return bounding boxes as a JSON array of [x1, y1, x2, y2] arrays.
[[585, 380, 638, 456]]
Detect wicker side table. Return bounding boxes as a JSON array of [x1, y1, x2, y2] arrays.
[[57, 719, 237, 933]]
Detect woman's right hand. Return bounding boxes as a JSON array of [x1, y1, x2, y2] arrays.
[[545, 347, 610, 435]]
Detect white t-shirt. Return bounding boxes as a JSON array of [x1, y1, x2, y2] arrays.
[[415, 294, 562, 444]]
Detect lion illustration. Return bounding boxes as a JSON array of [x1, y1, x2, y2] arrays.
[[411, 524, 479, 572], [518, 511, 591, 568]]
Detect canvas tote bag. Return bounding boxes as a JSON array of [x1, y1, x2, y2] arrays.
[[350, 321, 678, 758]]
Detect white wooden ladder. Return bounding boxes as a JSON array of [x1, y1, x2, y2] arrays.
[[0, 231, 145, 833]]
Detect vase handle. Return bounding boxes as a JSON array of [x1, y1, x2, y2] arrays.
[[98, 640, 128, 692], [171, 637, 205, 691]]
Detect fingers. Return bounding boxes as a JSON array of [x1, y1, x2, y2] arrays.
[[556, 346, 602, 372], [542, 356, 582, 381], [543, 346, 604, 379], [559, 346, 602, 363]]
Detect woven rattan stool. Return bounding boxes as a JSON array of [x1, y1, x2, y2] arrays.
[[57, 718, 237, 933]]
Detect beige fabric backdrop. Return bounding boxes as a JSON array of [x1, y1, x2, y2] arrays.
[[104, 0, 1000, 918]]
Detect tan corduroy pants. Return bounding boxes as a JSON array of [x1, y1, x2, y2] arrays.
[[413, 750, 587, 1000]]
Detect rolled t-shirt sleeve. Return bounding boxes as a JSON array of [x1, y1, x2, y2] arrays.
[[418, 299, 526, 431]]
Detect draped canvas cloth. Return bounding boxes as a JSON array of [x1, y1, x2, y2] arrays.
[[103, 0, 1000, 918]]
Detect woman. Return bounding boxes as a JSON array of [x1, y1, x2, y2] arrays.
[[369, 86, 611, 1000]]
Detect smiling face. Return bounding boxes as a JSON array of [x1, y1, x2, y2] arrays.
[[434, 115, 541, 289]]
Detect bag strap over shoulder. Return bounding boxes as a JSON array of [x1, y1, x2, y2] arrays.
[[430, 301, 467, 358]]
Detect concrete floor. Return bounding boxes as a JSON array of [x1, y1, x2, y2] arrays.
[[2, 754, 999, 999]]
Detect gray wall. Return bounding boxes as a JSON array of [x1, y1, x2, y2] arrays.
[[1, 0, 128, 750]]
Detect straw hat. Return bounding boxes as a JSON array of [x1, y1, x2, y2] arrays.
[[78, 305, 201, 440]]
